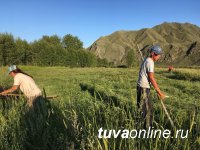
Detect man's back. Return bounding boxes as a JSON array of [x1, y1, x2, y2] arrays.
[[137, 57, 154, 88]]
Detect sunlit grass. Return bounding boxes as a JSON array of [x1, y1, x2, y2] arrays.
[[0, 66, 199, 149]]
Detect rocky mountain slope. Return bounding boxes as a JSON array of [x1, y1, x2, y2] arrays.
[[88, 22, 200, 66]]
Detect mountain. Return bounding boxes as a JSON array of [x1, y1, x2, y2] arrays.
[[88, 22, 200, 66]]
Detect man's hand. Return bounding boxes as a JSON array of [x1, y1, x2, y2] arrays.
[[158, 92, 166, 100]]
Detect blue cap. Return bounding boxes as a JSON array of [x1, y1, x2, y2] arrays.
[[150, 45, 162, 55], [8, 65, 17, 73]]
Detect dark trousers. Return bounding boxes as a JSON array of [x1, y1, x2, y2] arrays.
[[137, 85, 153, 129]]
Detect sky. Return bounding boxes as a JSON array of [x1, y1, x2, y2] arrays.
[[0, 0, 199, 47]]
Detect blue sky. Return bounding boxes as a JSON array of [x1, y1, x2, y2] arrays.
[[0, 0, 199, 47]]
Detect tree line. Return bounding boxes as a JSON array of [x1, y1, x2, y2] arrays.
[[0, 33, 111, 67]]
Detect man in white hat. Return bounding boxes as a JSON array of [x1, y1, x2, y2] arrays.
[[0, 65, 42, 107]]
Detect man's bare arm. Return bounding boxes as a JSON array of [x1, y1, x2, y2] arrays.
[[148, 72, 165, 99], [0, 85, 19, 95]]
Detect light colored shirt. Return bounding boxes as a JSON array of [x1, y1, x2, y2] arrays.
[[137, 57, 154, 88], [14, 73, 42, 98]]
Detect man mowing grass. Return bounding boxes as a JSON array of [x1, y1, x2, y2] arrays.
[[0, 65, 42, 107], [137, 45, 166, 129]]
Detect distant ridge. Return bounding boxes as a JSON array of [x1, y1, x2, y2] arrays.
[[88, 22, 200, 66]]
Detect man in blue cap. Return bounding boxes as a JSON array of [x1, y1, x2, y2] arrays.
[[137, 45, 166, 129]]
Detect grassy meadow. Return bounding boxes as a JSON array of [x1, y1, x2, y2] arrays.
[[0, 66, 199, 150]]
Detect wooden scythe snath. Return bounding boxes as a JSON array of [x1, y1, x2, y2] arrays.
[[137, 44, 144, 61]]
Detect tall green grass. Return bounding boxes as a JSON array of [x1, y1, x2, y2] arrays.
[[0, 66, 199, 149]]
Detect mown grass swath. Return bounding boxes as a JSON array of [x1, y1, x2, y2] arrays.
[[0, 66, 199, 149]]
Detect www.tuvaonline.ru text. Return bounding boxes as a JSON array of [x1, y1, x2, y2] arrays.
[[98, 127, 189, 139]]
